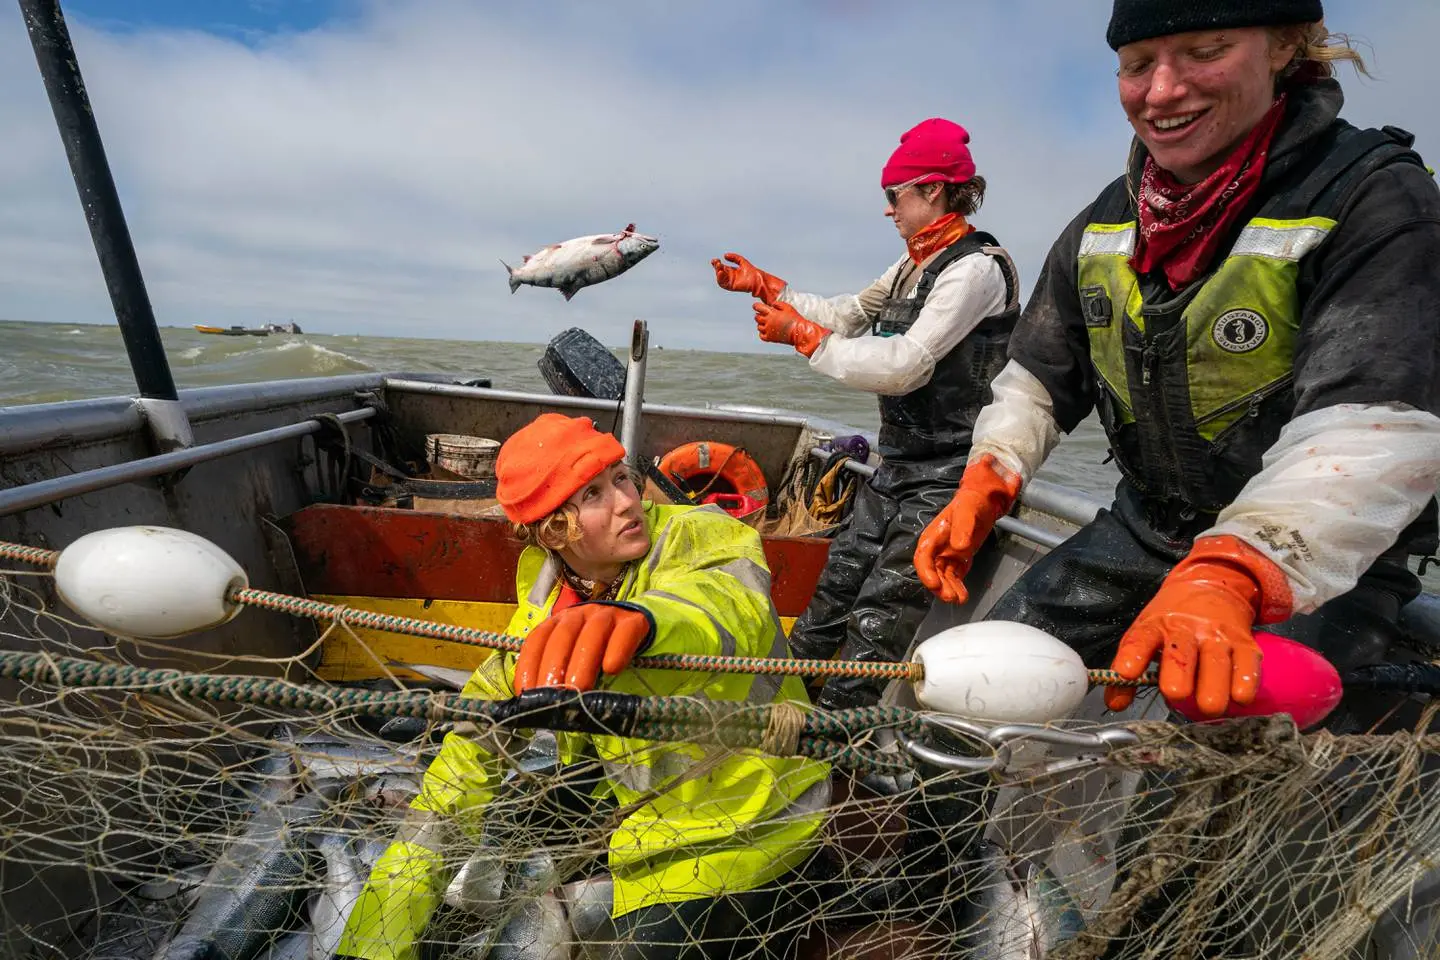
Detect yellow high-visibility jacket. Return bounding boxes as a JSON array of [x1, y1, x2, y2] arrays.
[[338, 503, 830, 960]]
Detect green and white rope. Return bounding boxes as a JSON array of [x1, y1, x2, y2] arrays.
[[0, 538, 1158, 689], [0, 649, 918, 774]]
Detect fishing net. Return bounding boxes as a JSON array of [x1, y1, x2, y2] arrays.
[[748, 449, 855, 540], [2, 564, 1440, 960]]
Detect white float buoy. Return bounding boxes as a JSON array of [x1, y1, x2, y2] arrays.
[[911, 621, 1089, 724], [54, 526, 248, 639]]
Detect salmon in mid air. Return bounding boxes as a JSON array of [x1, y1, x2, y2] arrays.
[[502, 224, 659, 301]]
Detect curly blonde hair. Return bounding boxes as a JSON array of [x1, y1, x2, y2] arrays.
[[512, 505, 584, 552], [1273, 21, 1371, 80]]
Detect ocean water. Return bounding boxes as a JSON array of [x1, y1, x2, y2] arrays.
[[4, 318, 1438, 594], [0, 318, 1121, 499]]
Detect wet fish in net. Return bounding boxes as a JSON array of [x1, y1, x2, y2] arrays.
[[306, 830, 367, 960], [152, 787, 340, 960]]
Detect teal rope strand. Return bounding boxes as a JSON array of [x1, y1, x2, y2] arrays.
[[0, 650, 924, 774]]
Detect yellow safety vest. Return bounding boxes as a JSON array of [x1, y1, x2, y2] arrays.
[[339, 503, 829, 960]]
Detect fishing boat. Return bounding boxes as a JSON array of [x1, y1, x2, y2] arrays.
[[4, 3, 1440, 959], [192, 322, 299, 338]]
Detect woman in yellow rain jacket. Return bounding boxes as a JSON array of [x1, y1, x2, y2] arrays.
[[338, 413, 830, 960]]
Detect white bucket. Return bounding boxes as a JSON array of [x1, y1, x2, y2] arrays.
[[425, 433, 500, 479]]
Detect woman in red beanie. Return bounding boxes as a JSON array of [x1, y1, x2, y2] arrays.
[[712, 118, 1021, 714], [340, 412, 830, 960]]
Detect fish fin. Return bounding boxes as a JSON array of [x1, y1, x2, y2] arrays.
[[500, 260, 521, 294], [561, 286, 580, 301], [522, 254, 531, 263], [622, 223, 635, 233]]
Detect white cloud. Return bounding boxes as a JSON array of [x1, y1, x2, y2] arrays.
[[1, 0, 1435, 350]]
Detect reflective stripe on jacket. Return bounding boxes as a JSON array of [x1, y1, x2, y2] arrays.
[[1077, 121, 1424, 512], [338, 503, 830, 960]]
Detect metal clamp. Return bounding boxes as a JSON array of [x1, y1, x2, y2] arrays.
[[984, 723, 1139, 751], [897, 714, 1138, 775], [896, 714, 1012, 773]]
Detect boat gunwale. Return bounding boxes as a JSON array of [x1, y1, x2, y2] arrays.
[[0, 373, 817, 462], [0, 372, 394, 456], [383, 378, 815, 428]]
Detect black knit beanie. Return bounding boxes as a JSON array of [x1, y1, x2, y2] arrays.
[[1107, 0, 1323, 50]]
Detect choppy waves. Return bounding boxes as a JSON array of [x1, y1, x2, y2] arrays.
[[0, 318, 1119, 500]]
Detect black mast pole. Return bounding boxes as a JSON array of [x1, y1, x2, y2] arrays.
[[18, 0, 178, 401]]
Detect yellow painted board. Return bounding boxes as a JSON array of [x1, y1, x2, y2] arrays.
[[313, 594, 796, 684]]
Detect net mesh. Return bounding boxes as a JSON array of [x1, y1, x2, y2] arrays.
[[2, 569, 1440, 960]]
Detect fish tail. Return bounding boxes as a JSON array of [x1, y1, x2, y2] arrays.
[[501, 260, 520, 294]]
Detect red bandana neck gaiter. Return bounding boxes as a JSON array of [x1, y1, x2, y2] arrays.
[[1131, 94, 1288, 291], [907, 213, 974, 266]]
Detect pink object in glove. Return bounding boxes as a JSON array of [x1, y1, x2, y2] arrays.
[[1169, 631, 1343, 730]]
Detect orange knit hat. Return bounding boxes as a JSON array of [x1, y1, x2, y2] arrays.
[[495, 413, 627, 524]]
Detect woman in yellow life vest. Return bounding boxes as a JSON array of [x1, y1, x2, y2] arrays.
[[338, 413, 829, 960], [915, 0, 1440, 730]]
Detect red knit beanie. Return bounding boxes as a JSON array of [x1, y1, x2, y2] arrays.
[[881, 118, 976, 188], [496, 414, 626, 524]]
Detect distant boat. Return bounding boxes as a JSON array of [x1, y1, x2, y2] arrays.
[[193, 321, 303, 337], [193, 324, 268, 337]]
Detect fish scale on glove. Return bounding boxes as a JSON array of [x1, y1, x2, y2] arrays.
[[502, 224, 658, 300]]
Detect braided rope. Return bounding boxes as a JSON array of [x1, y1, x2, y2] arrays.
[[0, 537, 1156, 689], [0, 542, 60, 568], [234, 586, 928, 680], [0, 649, 918, 774]]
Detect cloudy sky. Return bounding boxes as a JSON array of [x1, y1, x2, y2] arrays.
[[2, 0, 1436, 351]]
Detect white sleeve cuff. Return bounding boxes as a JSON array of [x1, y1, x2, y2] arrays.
[[970, 359, 1062, 484], [1206, 403, 1440, 613]]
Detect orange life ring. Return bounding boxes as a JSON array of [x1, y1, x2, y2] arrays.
[[658, 441, 770, 518]]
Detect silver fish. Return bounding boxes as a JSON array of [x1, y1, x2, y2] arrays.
[[308, 832, 367, 960], [362, 771, 423, 809], [291, 734, 425, 783], [444, 843, 507, 918], [388, 660, 475, 691], [447, 854, 573, 960], [153, 788, 337, 960], [135, 865, 212, 904], [356, 836, 392, 874], [502, 224, 658, 301], [487, 890, 572, 960], [228, 729, 300, 817], [256, 932, 311, 960], [558, 875, 613, 942], [963, 843, 1085, 960]]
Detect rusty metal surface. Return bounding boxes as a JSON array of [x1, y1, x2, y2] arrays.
[[284, 503, 830, 617], [285, 504, 526, 605]]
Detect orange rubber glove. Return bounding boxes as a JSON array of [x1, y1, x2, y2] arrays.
[[513, 604, 653, 694], [712, 252, 786, 305], [914, 454, 1022, 605], [752, 301, 828, 357], [1105, 534, 1294, 717]]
